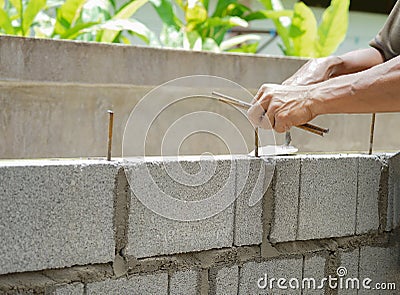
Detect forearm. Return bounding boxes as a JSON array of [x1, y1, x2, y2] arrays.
[[310, 54, 400, 115], [329, 48, 385, 77]]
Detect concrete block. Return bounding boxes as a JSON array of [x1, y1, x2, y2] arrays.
[[338, 249, 360, 295], [170, 270, 199, 295], [0, 160, 117, 275], [215, 266, 239, 295], [269, 156, 301, 243], [356, 156, 382, 234], [124, 157, 235, 258], [303, 255, 326, 295], [234, 157, 273, 246], [53, 283, 84, 295], [388, 152, 400, 230], [239, 258, 303, 294], [359, 246, 400, 295], [86, 273, 168, 294], [298, 155, 358, 240]]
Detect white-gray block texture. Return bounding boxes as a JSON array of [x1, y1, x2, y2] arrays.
[[298, 155, 358, 240], [234, 157, 273, 246], [86, 273, 168, 294], [303, 255, 326, 295], [215, 266, 239, 295], [124, 157, 236, 258], [388, 152, 400, 231], [239, 258, 303, 294], [170, 270, 199, 295], [53, 283, 84, 295], [356, 156, 382, 234], [269, 156, 301, 243], [0, 160, 117, 275]]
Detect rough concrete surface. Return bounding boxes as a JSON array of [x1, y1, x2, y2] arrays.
[[0, 160, 117, 275], [53, 283, 84, 295], [338, 249, 360, 295], [170, 270, 199, 295], [124, 157, 235, 258], [297, 155, 358, 240], [388, 152, 400, 231], [215, 266, 239, 295], [303, 255, 326, 295], [358, 246, 400, 295], [269, 156, 301, 243], [86, 273, 168, 294], [234, 157, 272, 246], [356, 156, 382, 234], [239, 258, 303, 294]]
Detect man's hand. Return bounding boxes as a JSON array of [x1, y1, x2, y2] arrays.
[[247, 83, 318, 133]]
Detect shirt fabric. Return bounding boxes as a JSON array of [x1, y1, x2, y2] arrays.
[[370, 0, 400, 61]]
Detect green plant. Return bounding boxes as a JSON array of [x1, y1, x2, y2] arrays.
[[252, 0, 350, 57], [150, 0, 261, 53], [0, 0, 47, 36], [0, 0, 156, 45]]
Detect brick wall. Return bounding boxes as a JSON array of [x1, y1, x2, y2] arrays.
[[0, 154, 399, 294]]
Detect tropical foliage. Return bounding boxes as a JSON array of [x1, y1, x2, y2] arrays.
[[0, 0, 351, 56]]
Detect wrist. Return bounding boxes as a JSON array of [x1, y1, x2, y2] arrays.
[[307, 85, 326, 117]]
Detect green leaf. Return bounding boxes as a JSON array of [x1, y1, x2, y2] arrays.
[[244, 9, 293, 21], [227, 41, 258, 53], [22, 0, 46, 36], [160, 25, 183, 47], [0, 0, 4, 9], [212, 0, 236, 17], [220, 34, 260, 51], [202, 37, 220, 52], [259, 0, 293, 55], [100, 19, 154, 43], [54, 0, 87, 35], [9, 0, 22, 17], [207, 16, 248, 28], [113, 0, 148, 19], [316, 0, 349, 57], [149, 0, 180, 30], [183, 30, 202, 50], [0, 8, 15, 34], [289, 1, 317, 57], [100, 0, 148, 42], [60, 21, 99, 39], [185, 1, 207, 24]]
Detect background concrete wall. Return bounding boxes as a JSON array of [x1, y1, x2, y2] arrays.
[[0, 36, 399, 159], [0, 154, 399, 293]]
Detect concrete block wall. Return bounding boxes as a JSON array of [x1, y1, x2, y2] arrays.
[[0, 153, 399, 294]]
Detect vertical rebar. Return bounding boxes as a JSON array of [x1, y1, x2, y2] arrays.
[[107, 110, 114, 161], [255, 128, 259, 157], [369, 113, 376, 155]]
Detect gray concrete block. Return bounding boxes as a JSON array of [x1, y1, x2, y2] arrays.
[[0, 160, 117, 275], [234, 157, 273, 246], [86, 273, 168, 294], [215, 266, 239, 295], [388, 152, 400, 230], [298, 155, 358, 240], [53, 283, 84, 295], [338, 249, 360, 295], [356, 156, 382, 234], [303, 255, 326, 295], [239, 258, 303, 294], [170, 270, 199, 295], [269, 156, 301, 243], [359, 246, 400, 295], [124, 157, 235, 258]]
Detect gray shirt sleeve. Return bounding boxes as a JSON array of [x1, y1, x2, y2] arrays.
[[370, 1, 400, 61]]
